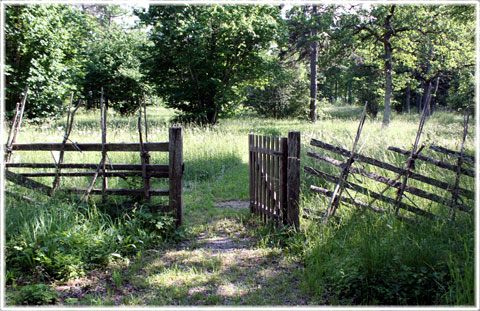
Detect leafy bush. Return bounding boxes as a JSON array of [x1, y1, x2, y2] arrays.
[[13, 284, 58, 305], [243, 60, 309, 119], [79, 28, 150, 116], [351, 64, 382, 117], [357, 89, 380, 117], [5, 5, 91, 120], [116, 205, 177, 255]]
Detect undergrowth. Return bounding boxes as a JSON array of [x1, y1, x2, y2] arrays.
[[300, 212, 474, 305], [5, 194, 180, 293]]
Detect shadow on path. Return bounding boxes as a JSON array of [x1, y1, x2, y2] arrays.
[[56, 201, 313, 306]]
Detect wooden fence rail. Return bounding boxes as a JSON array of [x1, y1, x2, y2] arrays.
[[8, 142, 169, 152], [388, 146, 474, 177], [5, 127, 184, 226], [309, 139, 474, 199], [305, 139, 473, 220], [429, 145, 475, 164], [249, 132, 300, 229]]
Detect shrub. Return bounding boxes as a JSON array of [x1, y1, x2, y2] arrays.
[[6, 197, 176, 285], [243, 60, 309, 119]]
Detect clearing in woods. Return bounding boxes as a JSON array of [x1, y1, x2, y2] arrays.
[[8, 105, 473, 306], [55, 200, 312, 305]]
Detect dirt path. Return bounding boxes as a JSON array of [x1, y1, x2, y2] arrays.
[[56, 201, 311, 306]]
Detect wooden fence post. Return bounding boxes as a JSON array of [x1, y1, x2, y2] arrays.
[[287, 131, 300, 229], [280, 137, 288, 225], [169, 127, 183, 227], [248, 134, 255, 213]]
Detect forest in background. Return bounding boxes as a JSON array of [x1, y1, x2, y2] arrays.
[[5, 4, 475, 124]]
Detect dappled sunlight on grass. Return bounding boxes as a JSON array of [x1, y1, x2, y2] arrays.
[[5, 103, 474, 306]]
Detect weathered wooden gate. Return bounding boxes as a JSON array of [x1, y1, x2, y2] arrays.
[[248, 132, 300, 228]]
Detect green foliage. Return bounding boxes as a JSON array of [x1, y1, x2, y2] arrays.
[[4, 105, 475, 306], [79, 28, 151, 115], [302, 213, 474, 305], [243, 58, 309, 119], [317, 4, 475, 117], [444, 237, 475, 305], [351, 64, 382, 117], [139, 5, 282, 124], [446, 71, 475, 110], [5, 196, 176, 284], [118, 205, 178, 253], [5, 5, 94, 120], [13, 284, 58, 305]]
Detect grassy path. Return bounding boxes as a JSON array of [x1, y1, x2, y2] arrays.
[[56, 201, 312, 306]]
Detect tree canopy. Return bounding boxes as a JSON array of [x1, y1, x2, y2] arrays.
[[138, 5, 282, 124], [4, 4, 475, 123]]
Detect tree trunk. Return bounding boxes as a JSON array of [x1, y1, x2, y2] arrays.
[[415, 93, 421, 114], [382, 39, 393, 127], [348, 84, 352, 104], [430, 76, 440, 115], [422, 81, 432, 116], [206, 106, 218, 124], [309, 5, 318, 122], [405, 82, 411, 113], [334, 80, 338, 102], [417, 82, 423, 113]]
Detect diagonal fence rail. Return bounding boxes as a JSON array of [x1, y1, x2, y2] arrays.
[[5, 127, 184, 226], [304, 107, 474, 221]]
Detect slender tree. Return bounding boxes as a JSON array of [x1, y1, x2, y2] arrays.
[[310, 5, 318, 122]]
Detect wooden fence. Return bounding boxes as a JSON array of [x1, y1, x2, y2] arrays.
[[5, 127, 184, 226], [304, 104, 474, 222], [248, 132, 300, 228]]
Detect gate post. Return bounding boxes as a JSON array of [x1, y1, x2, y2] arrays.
[[249, 134, 254, 213], [280, 137, 288, 225], [169, 127, 183, 227], [287, 131, 300, 229]]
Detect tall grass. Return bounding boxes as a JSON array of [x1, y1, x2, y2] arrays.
[[300, 211, 474, 305], [4, 104, 475, 305]]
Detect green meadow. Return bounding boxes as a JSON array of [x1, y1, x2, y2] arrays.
[[4, 104, 475, 306]]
